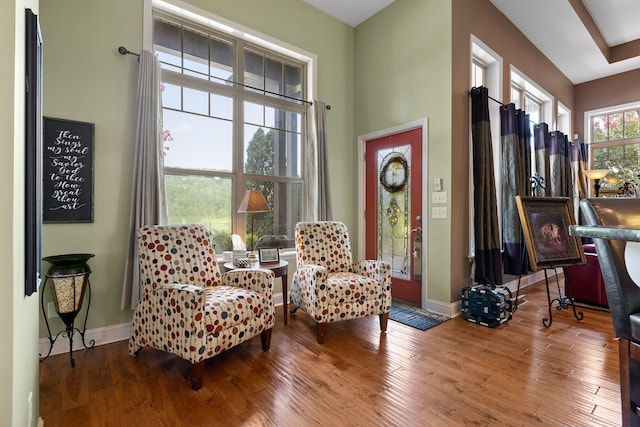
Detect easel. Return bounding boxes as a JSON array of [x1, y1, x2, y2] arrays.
[[514, 176, 584, 328]]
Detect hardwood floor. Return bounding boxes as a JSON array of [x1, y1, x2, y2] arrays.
[[39, 281, 622, 426]]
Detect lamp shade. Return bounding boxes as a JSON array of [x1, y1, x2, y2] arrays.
[[237, 190, 270, 213], [583, 169, 609, 180]]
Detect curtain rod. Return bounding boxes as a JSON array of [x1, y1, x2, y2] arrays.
[[117, 46, 331, 110], [469, 87, 546, 127]]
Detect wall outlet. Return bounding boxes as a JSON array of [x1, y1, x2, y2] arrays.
[[432, 206, 447, 219], [47, 302, 57, 318], [432, 191, 447, 204]]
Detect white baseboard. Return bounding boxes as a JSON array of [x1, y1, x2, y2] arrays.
[[39, 322, 131, 358], [39, 292, 287, 357]]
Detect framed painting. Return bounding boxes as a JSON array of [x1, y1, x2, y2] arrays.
[[515, 196, 586, 271]]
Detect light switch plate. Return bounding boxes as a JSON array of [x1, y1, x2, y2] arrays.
[[434, 178, 442, 192], [432, 191, 447, 204], [432, 206, 447, 219]]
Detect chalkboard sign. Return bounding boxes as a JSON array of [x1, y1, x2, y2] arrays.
[[43, 117, 94, 223]]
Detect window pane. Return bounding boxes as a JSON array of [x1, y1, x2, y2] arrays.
[[244, 124, 301, 178], [593, 143, 640, 187], [472, 62, 484, 88], [210, 93, 233, 120], [210, 36, 233, 82], [246, 179, 299, 249], [609, 113, 623, 140], [244, 50, 264, 92], [244, 102, 263, 125], [525, 97, 540, 124], [183, 27, 209, 78], [154, 19, 181, 68], [161, 82, 181, 110], [624, 111, 640, 139], [163, 109, 233, 171], [266, 58, 282, 97], [285, 64, 302, 99], [183, 87, 208, 115], [511, 87, 521, 110], [165, 174, 233, 250], [592, 115, 607, 142]]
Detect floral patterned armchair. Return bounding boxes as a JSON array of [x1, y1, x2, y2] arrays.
[[290, 221, 392, 343], [129, 224, 275, 390]]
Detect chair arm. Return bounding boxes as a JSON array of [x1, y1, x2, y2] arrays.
[[292, 265, 328, 316], [148, 283, 208, 362], [353, 260, 391, 282], [220, 269, 275, 300], [295, 264, 328, 287], [353, 260, 392, 307]]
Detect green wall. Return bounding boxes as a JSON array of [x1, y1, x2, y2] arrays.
[[2, 1, 41, 426], [354, 0, 453, 303], [38, 0, 356, 336]]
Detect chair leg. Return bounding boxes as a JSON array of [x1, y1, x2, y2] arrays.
[[261, 328, 272, 351], [379, 312, 389, 332], [621, 339, 640, 426], [316, 322, 326, 344], [189, 361, 204, 391]]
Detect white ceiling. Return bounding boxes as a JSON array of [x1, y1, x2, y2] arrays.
[[304, 0, 640, 84], [302, 0, 395, 27]]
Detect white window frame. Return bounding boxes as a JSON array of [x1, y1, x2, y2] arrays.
[[584, 101, 640, 196], [143, 0, 317, 251], [510, 66, 553, 128]]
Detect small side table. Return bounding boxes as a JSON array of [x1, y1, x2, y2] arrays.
[[223, 260, 289, 324]]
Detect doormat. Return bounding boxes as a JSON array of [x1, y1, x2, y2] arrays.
[[389, 303, 449, 331]]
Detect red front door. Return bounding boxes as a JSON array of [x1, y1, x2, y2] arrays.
[[365, 128, 423, 303]]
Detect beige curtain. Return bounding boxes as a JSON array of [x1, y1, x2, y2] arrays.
[[121, 50, 168, 309], [305, 100, 333, 221]]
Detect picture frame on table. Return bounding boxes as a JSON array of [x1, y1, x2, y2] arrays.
[[515, 196, 586, 271], [259, 248, 279, 264]]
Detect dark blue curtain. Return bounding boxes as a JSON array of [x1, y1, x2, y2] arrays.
[[501, 104, 531, 275], [470, 87, 502, 286]]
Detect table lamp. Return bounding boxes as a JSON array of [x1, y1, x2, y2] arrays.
[[583, 169, 609, 197], [237, 190, 270, 251]]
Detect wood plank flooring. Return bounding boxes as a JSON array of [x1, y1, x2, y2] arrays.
[[39, 280, 622, 426]]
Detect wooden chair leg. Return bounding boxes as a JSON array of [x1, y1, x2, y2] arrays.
[[189, 361, 204, 391], [261, 328, 272, 351], [379, 312, 389, 332], [316, 322, 326, 344]]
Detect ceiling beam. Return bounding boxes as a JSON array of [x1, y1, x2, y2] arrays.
[[611, 39, 640, 63], [569, 0, 640, 65], [568, 0, 610, 62]]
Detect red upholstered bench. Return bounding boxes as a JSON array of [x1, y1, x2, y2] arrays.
[[564, 244, 608, 307]]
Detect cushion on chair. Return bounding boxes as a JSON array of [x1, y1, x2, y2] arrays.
[[326, 272, 382, 304], [204, 286, 268, 333]]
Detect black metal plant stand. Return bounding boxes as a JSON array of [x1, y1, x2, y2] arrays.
[[39, 254, 95, 367]]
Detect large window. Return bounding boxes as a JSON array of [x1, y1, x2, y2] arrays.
[[153, 12, 307, 251], [588, 103, 640, 192]]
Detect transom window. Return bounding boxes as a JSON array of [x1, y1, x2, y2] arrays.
[[152, 12, 307, 251]]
